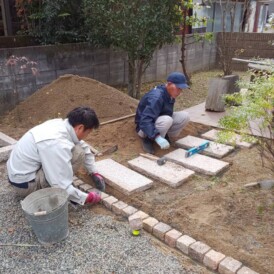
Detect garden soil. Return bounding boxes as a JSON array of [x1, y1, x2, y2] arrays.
[[0, 73, 273, 274]]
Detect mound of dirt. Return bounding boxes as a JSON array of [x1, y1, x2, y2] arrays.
[[2, 74, 138, 128]]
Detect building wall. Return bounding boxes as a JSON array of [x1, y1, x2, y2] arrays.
[[0, 37, 216, 115]]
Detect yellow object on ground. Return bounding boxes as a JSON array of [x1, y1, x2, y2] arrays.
[[132, 230, 140, 236]]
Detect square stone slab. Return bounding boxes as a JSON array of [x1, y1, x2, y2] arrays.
[[201, 129, 254, 148], [175, 135, 234, 159], [128, 156, 195, 188], [95, 159, 153, 195], [164, 148, 229, 176]]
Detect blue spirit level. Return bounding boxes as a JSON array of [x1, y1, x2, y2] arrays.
[[185, 141, 210, 158]]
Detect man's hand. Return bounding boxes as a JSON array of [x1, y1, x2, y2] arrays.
[[85, 192, 101, 204], [155, 135, 170, 149], [91, 173, 106, 192]]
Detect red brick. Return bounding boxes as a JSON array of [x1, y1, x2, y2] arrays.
[[121, 206, 138, 217], [218, 256, 242, 274], [98, 191, 109, 199], [237, 266, 259, 274], [112, 201, 128, 215], [176, 235, 196, 254], [164, 229, 182, 248], [79, 183, 93, 192], [73, 179, 85, 187], [143, 217, 159, 233], [152, 222, 172, 241], [203, 249, 225, 270], [102, 196, 118, 210], [128, 210, 149, 220], [188, 241, 211, 263]]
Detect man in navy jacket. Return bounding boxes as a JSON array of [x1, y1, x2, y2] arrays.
[[135, 72, 190, 154]]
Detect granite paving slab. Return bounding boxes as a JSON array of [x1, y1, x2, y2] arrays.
[[175, 135, 234, 159], [95, 159, 153, 195], [164, 148, 229, 176], [201, 129, 254, 148], [128, 156, 195, 188]]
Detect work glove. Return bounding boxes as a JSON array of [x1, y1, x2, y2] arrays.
[[91, 172, 106, 192], [85, 192, 101, 205], [155, 135, 170, 149]]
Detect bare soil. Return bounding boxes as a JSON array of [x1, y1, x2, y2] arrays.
[[0, 71, 273, 273]]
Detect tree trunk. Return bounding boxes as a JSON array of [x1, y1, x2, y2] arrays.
[[180, 8, 191, 84], [128, 56, 145, 99], [136, 59, 144, 99], [205, 75, 240, 112], [180, 34, 190, 84], [127, 56, 137, 98]]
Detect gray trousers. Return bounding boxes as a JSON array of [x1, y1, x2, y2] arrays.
[[12, 144, 85, 198], [138, 111, 190, 139]]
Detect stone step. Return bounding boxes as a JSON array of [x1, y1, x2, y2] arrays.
[[164, 148, 229, 176], [95, 159, 153, 195], [201, 129, 254, 148], [0, 145, 14, 163], [175, 135, 234, 159], [0, 132, 17, 147], [128, 156, 195, 188]]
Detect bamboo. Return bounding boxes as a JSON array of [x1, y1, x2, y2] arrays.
[[100, 113, 135, 126]]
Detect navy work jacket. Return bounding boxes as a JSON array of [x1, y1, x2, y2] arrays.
[[135, 85, 175, 139]]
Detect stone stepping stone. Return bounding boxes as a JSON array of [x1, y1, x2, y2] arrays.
[[95, 159, 153, 195], [128, 156, 195, 188], [0, 132, 17, 147], [175, 135, 234, 159], [201, 129, 254, 148], [164, 148, 229, 176]]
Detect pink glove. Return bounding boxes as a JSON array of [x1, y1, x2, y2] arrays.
[[85, 192, 101, 205], [91, 172, 106, 192]]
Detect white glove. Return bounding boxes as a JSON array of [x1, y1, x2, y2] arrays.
[[155, 136, 170, 149]]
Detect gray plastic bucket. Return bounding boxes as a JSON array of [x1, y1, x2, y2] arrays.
[[21, 187, 69, 244]]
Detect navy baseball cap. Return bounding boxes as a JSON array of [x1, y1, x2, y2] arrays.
[[167, 72, 189, 89]]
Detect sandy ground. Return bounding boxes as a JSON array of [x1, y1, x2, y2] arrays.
[[0, 71, 273, 273]]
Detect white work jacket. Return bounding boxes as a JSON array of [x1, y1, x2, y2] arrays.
[[7, 118, 97, 205]]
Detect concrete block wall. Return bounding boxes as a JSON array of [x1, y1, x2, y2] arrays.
[[0, 35, 216, 115], [1, 32, 273, 115]]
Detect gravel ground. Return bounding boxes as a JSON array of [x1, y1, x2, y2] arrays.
[[0, 163, 209, 274]]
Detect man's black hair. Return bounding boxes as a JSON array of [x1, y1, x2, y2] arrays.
[[67, 106, 99, 129]]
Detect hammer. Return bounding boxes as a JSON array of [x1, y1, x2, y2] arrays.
[[139, 153, 167, 166]]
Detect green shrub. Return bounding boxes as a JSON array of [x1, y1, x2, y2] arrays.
[[218, 69, 274, 172]]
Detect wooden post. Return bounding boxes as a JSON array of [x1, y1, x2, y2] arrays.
[[1, 0, 12, 36]]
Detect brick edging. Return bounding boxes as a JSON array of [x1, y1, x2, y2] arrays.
[[73, 179, 259, 274]]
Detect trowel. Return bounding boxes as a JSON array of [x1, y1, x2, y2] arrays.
[[95, 145, 118, 156], [244, 179, 274, 190]]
